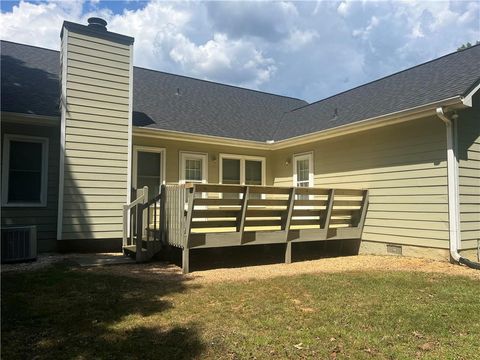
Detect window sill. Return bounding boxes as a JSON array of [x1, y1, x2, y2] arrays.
[[2, 202, 47, 208]]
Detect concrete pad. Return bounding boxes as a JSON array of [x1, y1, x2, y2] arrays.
[[73, 253, 135, 267]]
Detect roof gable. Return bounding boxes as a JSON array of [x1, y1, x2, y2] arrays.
[[1, 40, 479, 142]]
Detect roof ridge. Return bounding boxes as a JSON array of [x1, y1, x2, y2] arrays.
[[1, 39, 307, 104], [287, 43, 480, 114], [134, 65, 307, 103], [0, 39, 60, 53]]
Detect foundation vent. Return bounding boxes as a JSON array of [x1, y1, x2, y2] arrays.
[[386, 244, 402, 255]]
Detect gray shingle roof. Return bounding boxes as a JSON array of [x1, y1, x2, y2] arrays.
[[2, 40, 479, 142], [132, 67, 306, 141], [1, 41, 60, 116], [0, 40, 305, 141], [274, 44, 480, 140]]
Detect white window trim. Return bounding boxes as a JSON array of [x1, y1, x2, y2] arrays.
[[179, 151, 208, 184], [219, 153, 266, 186], [1, 134, 49, 207], [293, 152, 314, 188], [132, 146, 166, 190]]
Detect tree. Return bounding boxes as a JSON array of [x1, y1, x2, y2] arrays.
[[457, 40, 480, 51]]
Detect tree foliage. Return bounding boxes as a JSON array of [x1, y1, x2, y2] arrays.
[[457, 40, 480, 51]]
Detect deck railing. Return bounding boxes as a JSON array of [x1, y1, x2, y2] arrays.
[[122, 186, 165, 262], [162, 183, 369, 273], [122, 186, 148, 249]]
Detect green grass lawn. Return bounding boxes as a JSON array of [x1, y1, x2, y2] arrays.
[[2, 264, 479, 359]]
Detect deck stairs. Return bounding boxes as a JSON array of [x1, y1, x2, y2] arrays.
[[122, 187, 165, 262]]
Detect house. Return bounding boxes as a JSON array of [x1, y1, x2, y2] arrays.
[[1, 18, 479, 270]]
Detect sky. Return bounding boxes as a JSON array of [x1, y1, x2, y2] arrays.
[[1, 1, 479, 102]]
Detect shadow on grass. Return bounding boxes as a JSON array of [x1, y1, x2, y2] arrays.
[[1, 264, 204, 360]]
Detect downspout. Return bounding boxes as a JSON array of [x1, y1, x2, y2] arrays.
[[436, 107, 480, 269]]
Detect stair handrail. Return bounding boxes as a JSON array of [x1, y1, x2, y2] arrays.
[[122, 186, 149, 247]]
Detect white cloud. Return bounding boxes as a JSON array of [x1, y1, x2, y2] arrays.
[[0, 0, 274, 88], [337, 1, 352, 17], [284, 28, 318, 51], [1, 0, 479, 102], [160, 30, 276, 87], [353, 15, 380, 39], [0, 0, 84, 50], [410, 23, 425, 39]]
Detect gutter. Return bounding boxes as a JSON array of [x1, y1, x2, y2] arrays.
[[436, 107, 480, 270], [272, 96, 466, 149]]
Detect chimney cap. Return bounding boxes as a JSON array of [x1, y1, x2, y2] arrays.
[[87, 17, 107, 31], [61, 19, 134, 45]]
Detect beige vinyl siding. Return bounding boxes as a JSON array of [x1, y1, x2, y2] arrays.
[[1, 120, 60, 251], [272, 116, 449, 250], [457, 98, 480, 251], [60, 30, 131, 240], [133, 136, 273, 185]]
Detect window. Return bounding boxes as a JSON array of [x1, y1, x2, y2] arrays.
[[180, 152, 208, 184], [245, 160, 262, 186], [133, 146, 165, 200], [220, 154, 265, 198], [2, 135, 49, 207], [293, 152, 313, 200], [222, 158, 241, 185], [180, 152, 208, 205]]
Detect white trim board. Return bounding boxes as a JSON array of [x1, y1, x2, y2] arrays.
[[127, 43, 134, 204], [56, 27, 68, 240]]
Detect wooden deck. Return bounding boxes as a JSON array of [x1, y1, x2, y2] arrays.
[[162, 184, 369, 273]]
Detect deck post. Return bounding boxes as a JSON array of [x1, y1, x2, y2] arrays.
[[185, 185, 195, 246], [160, 184, 166, 244], [135, 200, 143, 262], [322, 189, 335, 231], [283, 187, 296, 231], [284, 187, 296, 264], [182, 185, 195, 274], [353, 190, 369, 228], [285, 242, 292, 264], [182, 247, 190, 274], [238, 186, 249, 243], [139, 186, 149, 244], [122, 204, 128, 248]]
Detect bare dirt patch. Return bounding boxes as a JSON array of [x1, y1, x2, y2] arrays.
[[90, 255, 480, 283], [1, 253, 125, 273]]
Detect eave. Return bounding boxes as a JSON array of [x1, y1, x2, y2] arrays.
[[1, 112, 60, 127], [133, 96, 469, 151]]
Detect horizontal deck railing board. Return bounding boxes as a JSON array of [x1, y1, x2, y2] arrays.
[[246, 210, 285, 217], [333, 189, 366, 196], [245, 219, 284, 227], [192, 209, 241, 218], [191, 220, 238, 228], [295, 188, 330, 196], [194, 198, 243, 206], [248, 199, 289, 206], [292, 209, 325, 217], [169, 184, 369, 248], [294, 200, 328, 206]]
